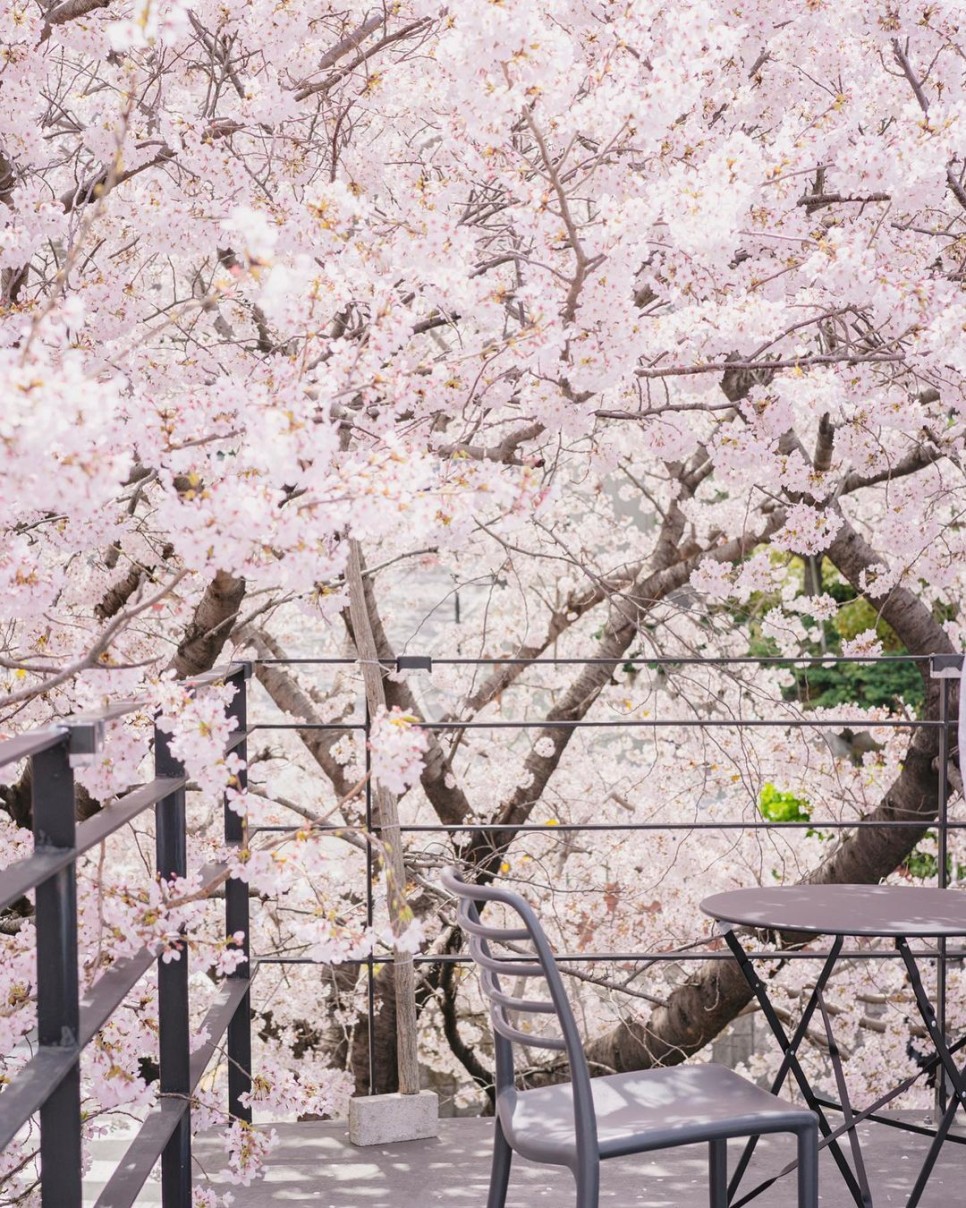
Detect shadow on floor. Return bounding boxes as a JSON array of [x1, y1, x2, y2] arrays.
[[85, 1115, 966, 1206]]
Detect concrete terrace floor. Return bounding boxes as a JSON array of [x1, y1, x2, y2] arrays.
[[85, 1116, 966, 1207]]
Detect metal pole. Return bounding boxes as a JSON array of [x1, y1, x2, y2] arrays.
[[937, 674, 950, 1119], [364, 697, 376, 1095], [225, 665, 253, 1124], [32, 738, 82, 1208], [155, 722, 191, 1208]]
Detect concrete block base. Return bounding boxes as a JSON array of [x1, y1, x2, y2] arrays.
[[348, 1090, 439, 1146]]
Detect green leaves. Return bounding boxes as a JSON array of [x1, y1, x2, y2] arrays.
[[758, 782, 811, 824]]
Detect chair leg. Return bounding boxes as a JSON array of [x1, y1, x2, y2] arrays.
[[487, 1118, 513, 1208], [574, 1158, 600, 1208], [709, 1139, 728, 1208], [797, 1125, 819, 1208]]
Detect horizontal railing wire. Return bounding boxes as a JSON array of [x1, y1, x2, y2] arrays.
[[253, 654, 933, 665], [257, 948, 966, 964], [251, 820, 966, 831], [246, 651, 966, 1108], [247, 647, 966, 1106]]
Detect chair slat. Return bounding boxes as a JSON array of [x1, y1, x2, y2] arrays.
[[459, 912, 531, 942], [470, 947, 545, 978], [490, 1013, 567, 1051], [485, 985, 557, 1014]]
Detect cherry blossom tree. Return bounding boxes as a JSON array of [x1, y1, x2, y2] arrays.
[[4, 0, 966, 1199]]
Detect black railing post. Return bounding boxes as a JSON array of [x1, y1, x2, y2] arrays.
[[938, 672, 949, 1121], [225, 664, 253, 1124], [32, 735, 82, 1208], [932, 658, 955, 1119], [154, 720, 191, 1208], [364, 698, 376, 1095]]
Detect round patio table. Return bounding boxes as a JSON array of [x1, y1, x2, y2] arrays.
[[702, 883, 966, 938], [700, 884, 966, 1208]]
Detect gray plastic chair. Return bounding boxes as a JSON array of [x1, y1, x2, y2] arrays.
[[442, 867, 818, 1208]]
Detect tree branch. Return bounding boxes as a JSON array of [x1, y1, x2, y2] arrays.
[[813, 413, 835, 475], [435, 422, 544, 467], [166, 570, 246, 678], [460, 513, 785, 877], [40, 0, 111, 41], [891, 38, 966, 213], [840, 439, 949, 495], [636, 352, 902, 380], [294, 18, 433, 101], [0, 571, 187, 712], [242, 626, 360, 804]]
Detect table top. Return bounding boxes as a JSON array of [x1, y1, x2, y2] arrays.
[[700, 884, 966, 937]]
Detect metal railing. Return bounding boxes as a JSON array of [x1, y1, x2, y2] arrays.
[[0, 651, 963, 1200], [249, 651, 966, 1109], [0, 663, 252, 1208]]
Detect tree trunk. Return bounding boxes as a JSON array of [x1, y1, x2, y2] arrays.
[[350, 963, 400, 1095]]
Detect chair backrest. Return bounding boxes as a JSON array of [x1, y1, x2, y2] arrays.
[[441, 867, 597, 1144]]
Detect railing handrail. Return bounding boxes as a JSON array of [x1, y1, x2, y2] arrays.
[[0, 727, 70, 771]]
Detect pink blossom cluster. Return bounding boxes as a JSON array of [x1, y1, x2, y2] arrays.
[[368, 707, 429, 796]]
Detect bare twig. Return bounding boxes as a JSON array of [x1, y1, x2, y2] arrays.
[[295, 18, 433, 101], [0, 571, 188, 711]]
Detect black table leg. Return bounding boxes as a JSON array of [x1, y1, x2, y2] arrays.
[[728, 933, 840, 1199], [723, 929, 871, 1208], [895, 936, 966, 1208], [816, 987, 873, 1207]]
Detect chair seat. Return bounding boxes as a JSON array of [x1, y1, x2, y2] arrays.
[[502, 1063, 814, 1164]]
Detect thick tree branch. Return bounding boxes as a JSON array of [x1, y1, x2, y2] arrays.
[[40, 0, 111, 41], [242, 627, 360, 804], [96, 544, 175, 621], [840, 439, 948, 494], [438, 951, 495, 1100], [435, 422, 544, 467], [60, 148, 176, 213], [637, 352, 902, 380], [812, 515, 953, 882], [461, 514, 785, 877], [167, 570, 246, 679], [584, 511, 952, 1076], [458, 573, 631, 716], [813, 413, 835, 475], [796, 192, 890, 207]]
